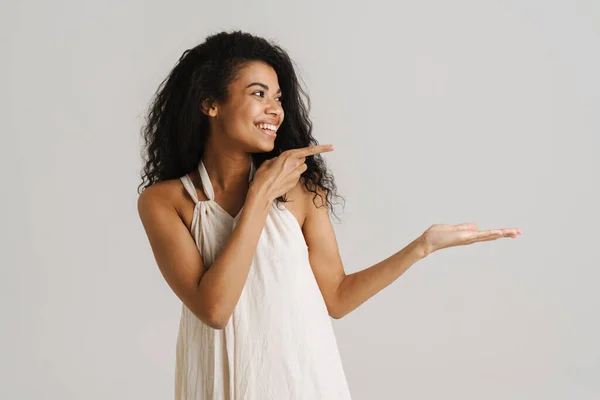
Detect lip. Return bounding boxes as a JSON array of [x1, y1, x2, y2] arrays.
[[256, 124, 277, 137], [255, 120, 279, 125]]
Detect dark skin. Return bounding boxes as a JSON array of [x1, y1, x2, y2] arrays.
[[138, 60, 522, 329], [176, 166, 307, 233]]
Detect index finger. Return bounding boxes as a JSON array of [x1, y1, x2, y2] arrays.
[[290, 144, 335, 158]]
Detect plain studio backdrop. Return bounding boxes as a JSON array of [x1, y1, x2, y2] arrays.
[[1, 0, 599, 399]]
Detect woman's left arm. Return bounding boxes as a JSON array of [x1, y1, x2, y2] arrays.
[[303, 184, 522, 319], [302, 187, 427, 320]]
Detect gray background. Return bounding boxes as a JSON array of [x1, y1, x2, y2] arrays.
[[2, 0, 599, 398]]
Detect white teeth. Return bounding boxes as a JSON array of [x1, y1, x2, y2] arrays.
[[256, 123, 277, 132]]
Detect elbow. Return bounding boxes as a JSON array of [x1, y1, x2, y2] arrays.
[[328, 303, 345, 320], [206, 301, 236, 329], [206, 319, 227, 330], [195, 311, 229, 330], [204, 308, 231, 330], [330, 312, 342, 320], [329, 310, 345, 320], [191, 303, 231, 330], [328, 279, 347, 319], [193, 285, 232, 329]]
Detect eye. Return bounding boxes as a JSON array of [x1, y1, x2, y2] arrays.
[[253, 91, 283, 103]]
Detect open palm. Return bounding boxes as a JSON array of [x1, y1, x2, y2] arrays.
[[421, 223, 522, 256]]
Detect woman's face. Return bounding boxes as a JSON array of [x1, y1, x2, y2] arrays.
[[205, 61, 284, 153]]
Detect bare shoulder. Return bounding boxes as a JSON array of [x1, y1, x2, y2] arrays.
[[297, 177, 329, 213], [282, 177, 329, 229], [136, 176, 213, 326], [138, 179, 182, 210], [137, 177, 199, 233]]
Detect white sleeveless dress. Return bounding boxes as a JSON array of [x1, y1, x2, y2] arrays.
[[176, 158, 352, 400]]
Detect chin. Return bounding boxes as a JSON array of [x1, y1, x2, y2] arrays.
[[254, 140, 276, 153], [249, 125, 278, 153], [235, 135, 275, 153]]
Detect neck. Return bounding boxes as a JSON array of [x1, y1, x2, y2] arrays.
[[201, 136, 251, 192]]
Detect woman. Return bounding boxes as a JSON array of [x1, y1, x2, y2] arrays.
[[137, 30, 522, 400]]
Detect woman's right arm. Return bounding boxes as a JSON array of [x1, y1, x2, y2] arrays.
[[137, 186, 272, 330], [137, 144, 334, 330]]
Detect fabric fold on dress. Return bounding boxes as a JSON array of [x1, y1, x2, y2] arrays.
[[176, 156, 351, 400]]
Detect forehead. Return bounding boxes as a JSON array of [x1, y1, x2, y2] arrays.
[[233, 61, 280, 88]]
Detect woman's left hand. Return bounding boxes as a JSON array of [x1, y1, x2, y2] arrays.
[[419, 223, 523, 257]]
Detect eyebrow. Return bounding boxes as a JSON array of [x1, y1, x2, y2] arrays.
[[245, 82, 282, 94]]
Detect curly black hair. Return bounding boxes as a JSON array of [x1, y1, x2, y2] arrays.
[[138, 30, 344, 219]]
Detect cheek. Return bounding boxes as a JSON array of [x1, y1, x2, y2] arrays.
[[233, 100, 259, 120], [225, 107, 260, 138], [220, 103, 249, 129]]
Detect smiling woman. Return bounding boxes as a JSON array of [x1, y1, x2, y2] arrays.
[[135, 29, 523, 400], [138, 32, 340, 213], [199, 63, 285, 153], [136, 30, 350, 400]]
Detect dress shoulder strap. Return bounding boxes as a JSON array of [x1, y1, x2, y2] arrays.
[[179, 174, 199, 205], [197, 155, 256, 201]]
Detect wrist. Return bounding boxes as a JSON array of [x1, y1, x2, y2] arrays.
[[413, 235, 431, 259], [246, 186, 273, 209]]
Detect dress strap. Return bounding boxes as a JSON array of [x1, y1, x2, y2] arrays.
[[179, 175, 199, 205], [197, 161, 215, 200], [197, 155, 256, 201]]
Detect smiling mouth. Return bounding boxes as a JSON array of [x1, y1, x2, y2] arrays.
[[255, 124, 277, 137]]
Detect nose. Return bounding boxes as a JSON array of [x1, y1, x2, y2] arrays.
[[266, 99, 283, 116]]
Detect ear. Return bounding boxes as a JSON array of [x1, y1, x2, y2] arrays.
[[201, 98, 218, 117]]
